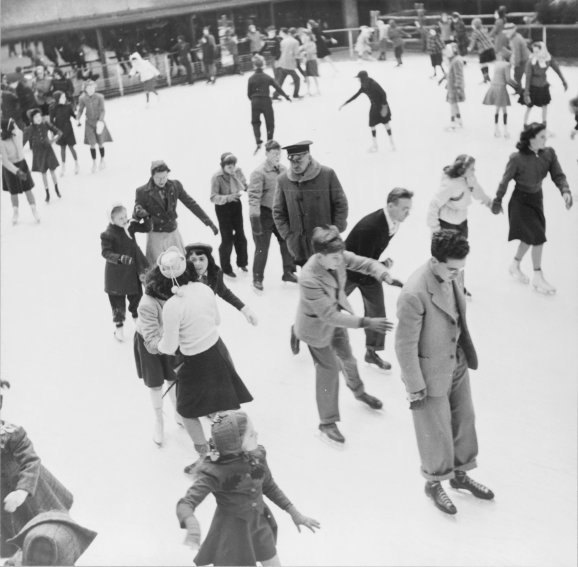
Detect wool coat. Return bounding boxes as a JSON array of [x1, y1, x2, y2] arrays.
[[1, 422, 74, 557], [134, 178, 215, 233], [395, 261, 478, 397], [101, 219, 150, 295], [294, 250, 387, 348], [273, 158, 348, 264]]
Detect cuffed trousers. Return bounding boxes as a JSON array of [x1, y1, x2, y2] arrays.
[[108, 292, 142, 326], [307, 327, 366, 424], [411, 346, 478, 481]]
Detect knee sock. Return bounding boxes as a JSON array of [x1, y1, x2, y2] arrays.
[[494, 113, 499, 124], [503, 113, 508, 125], [371, 129, 376, 138], [99, 147, 105, 158], [90, 148, 97, 160]]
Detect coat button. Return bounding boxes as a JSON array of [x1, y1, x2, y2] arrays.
[[450, 354, 455, 359], [451, 337, 456, 343], [251, 502, 257, 508], [246, 473, 251, 477]]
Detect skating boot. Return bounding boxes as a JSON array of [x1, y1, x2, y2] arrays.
[[252, 280, 264, 293], [114, 325, 125, 342], [494, 125, 501, 137], [60, 163, 66, 177], [99, 158, 106, 170], [11, 207, 19, 225], [357, 392, 383, 410], [503, 127, 510, 139], [364, 349, 392, 371], [425, 481, 457, 515], [450, 473, 494, 500], [91, 160, 98, 174], [368, 139, 378, 153], [281, 271, 298, 283], [153, 410, 164, 447], [509, 259, 529, 284], [532, 269, 556, 295], [74, 161, 79, 174], [319, 423, 345, 445], [30, 205, 40, 223]]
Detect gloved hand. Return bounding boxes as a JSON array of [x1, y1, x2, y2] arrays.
[[139, 273, 146, 283], [490, 198, 503, 215], [250, 216, 263, 236], [134, 204, 150, 219], [563, 192, 573, 210], [389, 278, 404, 288], [362, 317, 394, 334], [96, 120, 105, 135], [3, 489, 28, 513], [241, 306, 258, 326], [119, 255, 134, 265], [382, 258, 394, 269], [380, 104, 389, 118], [524, 93, 531, 106], [408, 389, 427, 410], [183, 516, 201, 551], [209, 223, 219, 235], [381, 272, 393, 284], [16, 169, 28, 181]]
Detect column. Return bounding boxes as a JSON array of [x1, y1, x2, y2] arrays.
[[95, 28, 109, 82], [341, 0, 359, 29]]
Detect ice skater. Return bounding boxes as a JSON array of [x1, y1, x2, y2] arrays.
[[295, 225, 394, 444], [210, 152, 249, 278], [134, 264, 185, 447], [426, 27, 445, 79], [1, 118, 40, 224], [299, 30, 320, 96], [156, 247, 254, 474], [100, 203, 150, 342], [491, 123, 572, 294], [184, 242, 258, 325], [482, 50, 518, 137], [76, 79, 113, 173], [339, 70, 395, 152], [570, 95, 578, 139], [395, 230, 495, 515], [387, 20, 407, 66], [128, 52, 160, 106], [178, 410, 319, 566], [247, 54, 290, 154], [199, 27, 218, 84], [521, 41, 568, 130], [24, 108, 62, 202], [345, 187, 413, 370], [467, 18, 495, 84], [50, 90, 78, 175], [443, 43, 465, 130], [355, 26, 374, 61]]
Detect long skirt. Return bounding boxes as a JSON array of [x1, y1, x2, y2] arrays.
[[145, 229, 185, 264], [175, 338, 253, 418], [2, 160, 34, 194], [508, 189, 546, 245]]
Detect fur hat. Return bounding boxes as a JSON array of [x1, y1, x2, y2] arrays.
[[156, 247, 187, 295], [211, 411, 249, 456]]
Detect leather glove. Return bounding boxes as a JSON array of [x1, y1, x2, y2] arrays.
[[380, 104, 389, 118], [209, 223, 219, 235], [3, 489, 28, 513], [389, 278, 404, 288], [490, 198, 503, 215], [119, 255, 134, 265], [524, 93, 531, 106], [96, 120, 105, 135], [250, 216, 263, 236], [134, 204, 150, 218], [361, 317, 394, 334], [16, 169, 28, 181], [241, 306, 258, 326], [408, 389, 427, 410], [563, 192, 573, 210]]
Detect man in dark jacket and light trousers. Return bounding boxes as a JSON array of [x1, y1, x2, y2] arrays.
[[395, 230, 494, 515], [345, 187, 413, 371]]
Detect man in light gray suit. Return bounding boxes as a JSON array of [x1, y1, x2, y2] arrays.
[[395, 230, 494, 515], [294, 225, 394, 444]]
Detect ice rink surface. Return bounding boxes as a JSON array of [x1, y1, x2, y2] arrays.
[[1, 52, 577, 566]]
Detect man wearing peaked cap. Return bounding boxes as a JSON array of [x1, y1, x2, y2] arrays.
[[134, 160, 219, 264], [273, 139, 348, 354]]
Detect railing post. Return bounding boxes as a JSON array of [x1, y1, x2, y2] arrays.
[[542, 25, 547, 44], [164, 53, 171, 87], [348, 29, 354, 58], [116, 64, 124, 96]]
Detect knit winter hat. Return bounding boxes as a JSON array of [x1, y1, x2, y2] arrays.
[[211, 411, 249, 456], [156, 246, 187, 295]]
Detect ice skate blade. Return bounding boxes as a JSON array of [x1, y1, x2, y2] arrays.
[[532, 285, 556, 295], [318, 431, 346, 450], [364, 362, 392, 374]]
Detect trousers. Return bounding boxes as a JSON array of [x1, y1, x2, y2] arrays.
[[277, 68, 300, 97], [108, 292, 142, 326], [251, 98, 275, 145], [344, 278, 386, 351], [252, 206, 295, 280], [307, 327, 366, 424], [215, 200, 248, 272], [411, 345, 478, 481]]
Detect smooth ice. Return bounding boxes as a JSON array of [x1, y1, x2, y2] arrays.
[[1, 53, 577, 566]]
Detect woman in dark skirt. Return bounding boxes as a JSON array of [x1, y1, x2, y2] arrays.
[[50, 91, 78, 176], [1, 118, 40, 225], [134, 264, 187, 447], [156, 247, 253, 473], [491, 123, 573, 294]]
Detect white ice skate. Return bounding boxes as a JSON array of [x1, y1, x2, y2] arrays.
[[503, 128, 510, 139], [532, 270, 556, 295], [368, 140, 378, 153], [114, 326, 125, 342], [494, 126, 501, 138], [60, 163, 66, 177], [74, 161, 79, 174], [99, 158, 106, 170], [509, 260, 529, 284], [31, 205, 40, 223], [11, 208, 19, 226], [153, 413, 164, 446], [91, 160, 98, 174]]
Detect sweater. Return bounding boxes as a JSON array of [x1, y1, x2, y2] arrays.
[[427, 173, 491, 230], [248, 160, 286, 215], [210, 168, 248, 205], [158, 282, 220, 356], [247, 69, 288, 100]]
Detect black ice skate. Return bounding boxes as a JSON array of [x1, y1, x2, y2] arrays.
[[425, 481, 457, 515], [364, 350, 392, 371], [319, 423, 345, 445], [357, 392, 383, 410], [449, 474, 495, 500]]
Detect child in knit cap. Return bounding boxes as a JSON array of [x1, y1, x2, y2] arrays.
[[177, 410, 320, 566], [100, 204, 150, 341]]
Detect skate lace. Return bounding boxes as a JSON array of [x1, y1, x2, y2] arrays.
[[436, 486, 454, 506], [460, 475, 489, 494]]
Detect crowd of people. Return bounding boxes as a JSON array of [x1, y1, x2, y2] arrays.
[[1, 7, 576, 567]]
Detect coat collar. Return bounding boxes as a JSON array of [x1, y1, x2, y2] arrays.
[[425, 260, 462, 321], [286, 157, 322, 183]]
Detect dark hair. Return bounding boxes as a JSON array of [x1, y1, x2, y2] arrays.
[[280, 27, 288, 34], [443, 154, 475, 178], [431, 229, 470, 262], [516, 122, 546, 153], [1, 118, 15, 140], [53, 67, 64, 79], [312, 225, 345, 254], [220, 152, 237, 167], [497, 5, 507, 19], [144, 262, 198, 300], [185, 245, 221, 288], [387, 187, 414, 204], [265, 140, 281, 152], [252, 54, 265, 68]]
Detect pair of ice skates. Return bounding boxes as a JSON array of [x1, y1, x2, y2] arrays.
[[509, 260, 556, 295]]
